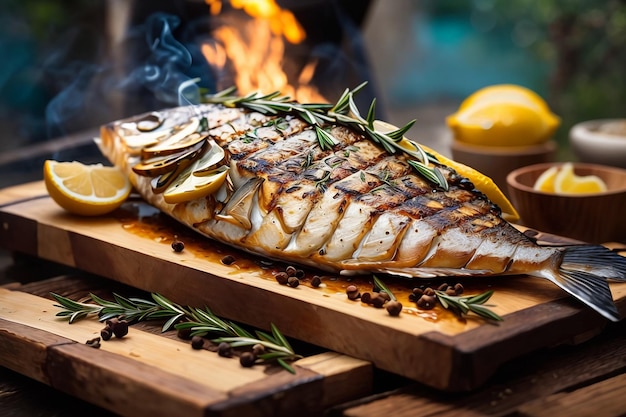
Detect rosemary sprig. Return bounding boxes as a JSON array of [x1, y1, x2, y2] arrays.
[[51, 292, 301, 373], [435, 290, 502, 322], [202, 82, 448, 190], [372, 276, 502, 322]]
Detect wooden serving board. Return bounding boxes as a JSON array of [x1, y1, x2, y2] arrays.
[[0, 275, 372, 417], [1, 181, 625, 391]]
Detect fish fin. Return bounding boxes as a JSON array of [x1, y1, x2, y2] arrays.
[[560, 245, 626, 281], [548, 268, 619, 322]]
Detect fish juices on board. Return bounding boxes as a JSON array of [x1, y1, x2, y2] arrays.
[[97, 85, 626, 321]]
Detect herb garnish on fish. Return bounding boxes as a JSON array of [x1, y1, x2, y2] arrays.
[[202, 82, 449, 190]]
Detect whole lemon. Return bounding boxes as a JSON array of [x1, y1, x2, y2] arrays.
[[446, 84, 560, 147]]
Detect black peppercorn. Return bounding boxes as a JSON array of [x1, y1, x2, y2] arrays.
[[252, 343, 266, 356], [100, 326, 112, 341], [275, 272, 289, 285], [171, 240, 185, 252], [386, 300, 403, 316], [311, 275, 322, 288], [217, 342, 233, 357], [112, 320, 129, 338], [287, 276, 300, 288], [417, 294, 437, 310], [346, 285, 360, 300], [240, 352, 257, 368], [454, 283, 464, 295], [221, 255, 235, 265], [191, 335, 204, 350], [285, 265, 297, 277], [360, 292, 372, 304]]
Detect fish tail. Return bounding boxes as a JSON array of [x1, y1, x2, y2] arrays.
[[549, 245, 626, 322]]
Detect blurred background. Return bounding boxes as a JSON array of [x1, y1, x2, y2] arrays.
[[1, 0, 625, 188]]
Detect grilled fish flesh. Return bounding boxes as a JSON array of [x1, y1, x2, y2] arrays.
[[97, 88, 626, 321]]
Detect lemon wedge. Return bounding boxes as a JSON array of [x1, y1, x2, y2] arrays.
[[44, 160, 132, 216], [532, 166, 559, 193], [554, 163, 607, 194], [446, 84, 560, 147], [533, 163, 607, 194], [373, 120, 520, 222]]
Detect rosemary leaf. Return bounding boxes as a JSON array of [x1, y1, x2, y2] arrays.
[[372, 275, 397, 301]]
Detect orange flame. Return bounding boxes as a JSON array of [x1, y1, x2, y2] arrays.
[[203, 0, 325, 102]]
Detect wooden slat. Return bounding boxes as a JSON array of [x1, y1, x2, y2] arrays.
[[0, 284, 372, 417]]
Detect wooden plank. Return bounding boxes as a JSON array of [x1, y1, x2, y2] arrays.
[[516, 373, 626, 417], [331, 320, 626, 416], [1, 181, 625, 390], [0, 286, 372, 417]]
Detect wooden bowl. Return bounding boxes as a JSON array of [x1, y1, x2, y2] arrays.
[[451, 140, 557, 198], [506, 162, 626, 243]]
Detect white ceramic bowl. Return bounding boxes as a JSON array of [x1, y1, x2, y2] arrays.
[[569, 119, 626, 169]]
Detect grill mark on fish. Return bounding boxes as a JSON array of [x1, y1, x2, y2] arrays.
[[98, 102, 626, 321]]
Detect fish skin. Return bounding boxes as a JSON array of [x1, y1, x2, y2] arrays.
[[98, 103, 626, 321]]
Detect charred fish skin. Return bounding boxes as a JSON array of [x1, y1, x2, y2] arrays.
[[98, 101, 626, 322]]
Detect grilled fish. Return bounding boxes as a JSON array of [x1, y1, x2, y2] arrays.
[[97, 89, 626, 321]]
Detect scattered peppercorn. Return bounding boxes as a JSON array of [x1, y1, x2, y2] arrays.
[[275, 272, 289, 285], [177, 327, 192, 340], [454, 283, 464, 295], [386, 300, 403, 316], [360, 292, 372, 304], [100, 327, 112, 341], [295, 269, 305, 279], [287, 276, 300, 288], [423, 287, 435, 296], [370, 293, 386, 308], [191, 335, 204, 350], [171, 240, 185, 252], [437, 283, 449, 292], [221, 255, 235, 265], [445, 286, 457, 296], [217, 342, 233, 357], [346, 285, 360, 300], [240, 352, 257, 368], [311, 275, 322, 288], [86, 337, 101, 348], [417, 294, 437, 310], [285, 266, 297, 277]]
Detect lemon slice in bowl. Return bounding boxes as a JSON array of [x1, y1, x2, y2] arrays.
[[554, 163, 607, 194], [532, 165, 559, 193], [44, 160, 132, 216]]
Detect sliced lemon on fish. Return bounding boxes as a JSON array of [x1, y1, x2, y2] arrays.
[[163, 165, 229, 204], [44, 160, 132, 216], [374, 120, 520, 222]]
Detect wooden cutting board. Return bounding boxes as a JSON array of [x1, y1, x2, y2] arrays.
[[1, 181, 625, 391]]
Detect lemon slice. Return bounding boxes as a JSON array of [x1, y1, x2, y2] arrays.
[[532, 166, 559, 192], [44, 160, 132, 216], [554, 163, 607, 194], [374, 121, 520, 222]]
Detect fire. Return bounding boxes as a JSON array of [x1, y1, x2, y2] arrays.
[[202, 0, 325, 103]]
